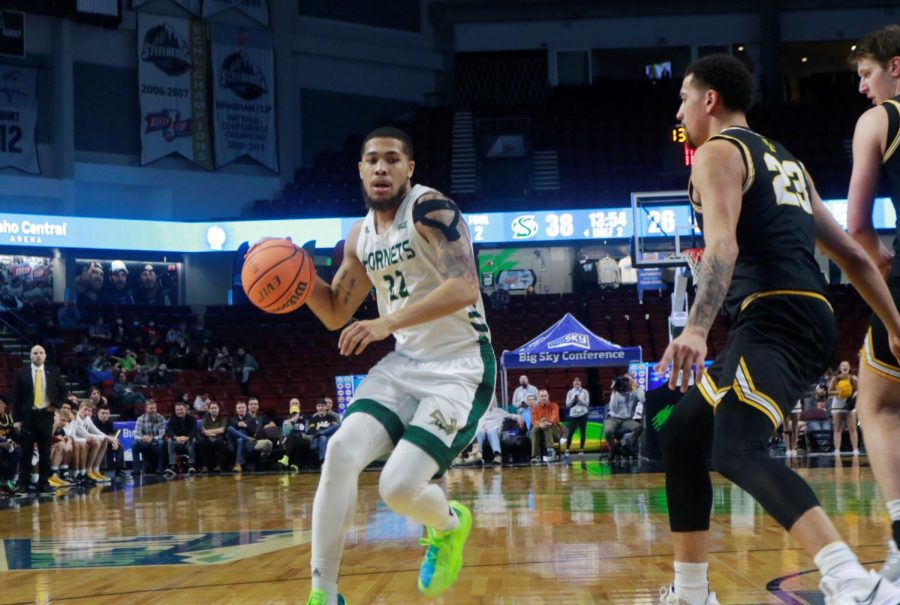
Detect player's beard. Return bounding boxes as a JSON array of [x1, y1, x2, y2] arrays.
[[362, 181, 410, 212]]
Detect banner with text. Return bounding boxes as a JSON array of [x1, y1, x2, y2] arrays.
[[138, 14, 213, 169], [203, 0, 269, 27], [133, 0, 201, 15], [0, 66, 39, 174], [210, 24, 277, 171]]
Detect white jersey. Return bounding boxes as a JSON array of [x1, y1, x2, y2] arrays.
[[356, 184, 491, 361]]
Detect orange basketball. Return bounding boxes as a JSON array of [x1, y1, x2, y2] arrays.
[[241, 239, 316, 314]]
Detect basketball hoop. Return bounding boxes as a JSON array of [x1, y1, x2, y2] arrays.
[[683, 247, 705, 282]]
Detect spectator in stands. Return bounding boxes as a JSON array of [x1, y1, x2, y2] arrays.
[[73, 335, 96, 357], [234, 348, 259, 396], [75, 261, 104, 304], [530, 389, 562, 464], [828, 360, 859, 455], [801, 388, 833, 452], [93, 405, 124, 475], [103, 261, 133, 305], [74, 401, 113, 482], [166, 321, 187, 345], [512, 374, 539, 414], [0, 396, 20, 485], [281, 399, 310, 469], [88, 387, 108, 410], [490, 284, 510, 310], [604, 374, 644, 458], [562, 377, 591, 456], [195, 346, 213, 372], [166, 401, 196, 475], [212, 346, 233, 372], [168, 337, 190, 368], [89, 317, 112, 341], [153, 363, 174, 387], [57, 300, 82, 332], [247, 397, 276, 465], [112, 348, 138, 373], [475, 401, 522, 465], [307, 398, 340, 465], [112, 372, 146, 418], [227, 400, 257, 473], [132, 399, 166, 475], [197, 400, 228, 473], [193, 391, 210, 416], [132, 264, 172, 305]]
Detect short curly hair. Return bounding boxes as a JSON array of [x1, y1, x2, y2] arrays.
[[849, 25, 900, 66], [684, 54, 755, 113], [361, 126, 414, 160]]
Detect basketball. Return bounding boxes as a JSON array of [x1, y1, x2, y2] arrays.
[[836, 378, 853, 399], [241, 238, 316, 314]]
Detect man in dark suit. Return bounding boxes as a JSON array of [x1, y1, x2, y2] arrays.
[[12, 344, 67, 494]]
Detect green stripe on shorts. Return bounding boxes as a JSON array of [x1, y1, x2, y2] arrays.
[[402, 338, 496, 473], [344, 399, 404, 445]]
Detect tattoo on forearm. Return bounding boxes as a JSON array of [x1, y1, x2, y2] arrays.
[[688, 254, 733, 331], [342, 278, 356, 305]]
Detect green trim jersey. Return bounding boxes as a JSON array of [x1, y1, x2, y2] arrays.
[[356, 184, 491, 361], [689, 126, 828, 319], [881, 95, 900, 279]]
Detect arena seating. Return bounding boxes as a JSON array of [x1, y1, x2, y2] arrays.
[[0, 282, 871, 416], [253, 74, 869, 220]]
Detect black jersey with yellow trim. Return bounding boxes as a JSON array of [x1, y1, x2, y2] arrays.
[[881, 95, 900, 279], [689, 126, 828, 320]]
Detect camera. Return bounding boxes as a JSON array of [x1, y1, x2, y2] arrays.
[[613, 376, 631, 394]]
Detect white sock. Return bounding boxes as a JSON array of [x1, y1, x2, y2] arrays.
[[814, 541, 866, 580], [674, 561, 709, 605], [439, 507, 460, 533], [560, 438, 567, 447], [886, 499, 900, 522], [310, 566, 340, 605], [92, 467, 100, 473]]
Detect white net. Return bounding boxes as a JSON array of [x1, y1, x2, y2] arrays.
[[683, 248, 704, 282]]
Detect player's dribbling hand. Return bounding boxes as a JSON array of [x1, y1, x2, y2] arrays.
[[245, 236, 292, 259], [338, 319, 391, 356], [655, 327, 708, 393]]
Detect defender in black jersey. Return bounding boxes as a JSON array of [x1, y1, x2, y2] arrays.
[[847, 25, 900, 584], [655, 55, 900, 605]]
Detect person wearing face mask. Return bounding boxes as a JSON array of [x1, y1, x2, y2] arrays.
[[511, 374, 538, 415]]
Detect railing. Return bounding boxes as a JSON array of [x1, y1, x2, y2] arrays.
[[0, 305, 35, 358]]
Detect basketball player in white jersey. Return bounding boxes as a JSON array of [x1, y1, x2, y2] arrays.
[[299, 127, 495, 605]]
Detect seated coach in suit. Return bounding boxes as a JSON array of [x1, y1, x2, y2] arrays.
[[12, 345, 68, 494]]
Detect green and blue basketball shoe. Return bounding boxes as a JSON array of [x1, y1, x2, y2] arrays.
[[305, 589, 345, 605], [417, 500, 473, 597]]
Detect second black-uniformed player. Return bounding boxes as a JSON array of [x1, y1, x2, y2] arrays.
[[655, 54, 900, 605]]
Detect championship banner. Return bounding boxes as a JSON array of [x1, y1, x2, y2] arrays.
[[210, 24, 278, 171], [132, 0, 201, 15], [202, 0, 269, 27], [138, 14, 212, 169], [0, 66, 39, 174]]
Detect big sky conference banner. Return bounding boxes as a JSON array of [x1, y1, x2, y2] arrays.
[[138, 14, 213, 169], [210, 24, 278, 172], [132, 0, 201, 15], [0, 66, 39, 174], [203, 0, 269, 27]]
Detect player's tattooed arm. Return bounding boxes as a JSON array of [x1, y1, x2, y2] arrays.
[[687, 253, 734, 331], [412, 193, 479, 285]]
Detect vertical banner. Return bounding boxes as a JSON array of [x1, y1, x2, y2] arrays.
[[0, 10, 24, 59], [132, 0, 201, 15], [202, 0, 269, 27], [0, 66, 39, 174], [138, 14, 213, 169], [210, 24, 278, 172]]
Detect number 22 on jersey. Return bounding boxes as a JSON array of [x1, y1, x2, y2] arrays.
[[764, 152, 811, 214]]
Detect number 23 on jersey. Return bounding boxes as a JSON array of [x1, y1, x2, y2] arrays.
[[764, 152, 812, 214]]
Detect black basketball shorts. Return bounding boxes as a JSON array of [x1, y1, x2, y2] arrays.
[[696, 293, 837, 428], [861, 278, 900, 383]]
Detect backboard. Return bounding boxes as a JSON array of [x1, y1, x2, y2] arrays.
[[630, 190, 702, 268]]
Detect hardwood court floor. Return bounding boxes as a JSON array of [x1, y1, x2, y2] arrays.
[[0, 455, 892, 604]]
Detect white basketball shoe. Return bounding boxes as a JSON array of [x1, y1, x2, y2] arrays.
[[819, 569, 900, 604], [658, 585, 720, 605]]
